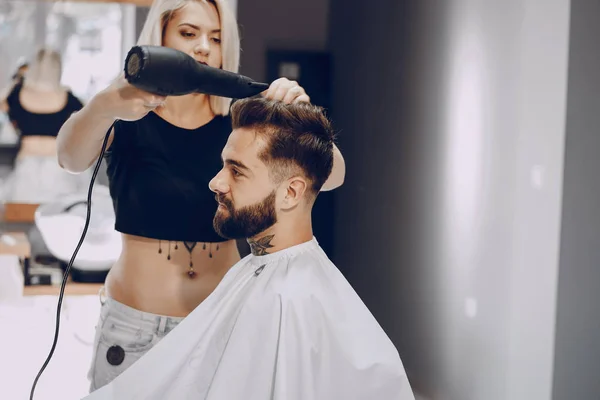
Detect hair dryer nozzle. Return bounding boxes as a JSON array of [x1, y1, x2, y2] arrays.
[[124, 46, 147, 83], [248, 81, 270, 92]]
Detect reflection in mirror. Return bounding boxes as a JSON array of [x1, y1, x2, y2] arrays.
[[0, 0, 135, 204], [0, 1, 131, 104], [0, 5, 135, 395]]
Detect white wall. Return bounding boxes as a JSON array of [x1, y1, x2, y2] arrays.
[[506, 2, 570, 398], [328, 1, 571, 399]]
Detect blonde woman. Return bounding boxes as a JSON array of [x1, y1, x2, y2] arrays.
[[56, 0, 345, 392], [0, 49, 87, 204]]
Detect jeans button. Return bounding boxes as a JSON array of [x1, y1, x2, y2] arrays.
[[106, 345, 125, 366]]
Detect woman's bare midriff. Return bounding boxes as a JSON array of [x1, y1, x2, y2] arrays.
[[104, 233, 241, 317], [17, 136, 58, 159]]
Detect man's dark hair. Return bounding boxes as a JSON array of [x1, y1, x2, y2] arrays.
[[230, 97, 335, 197]]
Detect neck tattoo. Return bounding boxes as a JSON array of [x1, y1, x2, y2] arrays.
[[248, 235, 275, 256]]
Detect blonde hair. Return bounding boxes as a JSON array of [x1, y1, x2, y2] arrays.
[[137, 0, 240, 116], [24, 48, 62, 88]]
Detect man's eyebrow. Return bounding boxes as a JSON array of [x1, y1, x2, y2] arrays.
[[224, 159, 251, 171]]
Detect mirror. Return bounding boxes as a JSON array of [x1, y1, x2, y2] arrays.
[[0, 0, 137, 146]]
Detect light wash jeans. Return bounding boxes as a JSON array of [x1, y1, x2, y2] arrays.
[[88, 287, 184, 393]]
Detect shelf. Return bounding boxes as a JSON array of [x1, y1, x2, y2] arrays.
[[23, 282, 103, 297], [47, 0, 153, 5]]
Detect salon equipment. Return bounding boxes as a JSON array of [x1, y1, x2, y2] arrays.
[[34, 185, 121, 283], [124, 45, 269, 97], [30, 46, 270, 400]]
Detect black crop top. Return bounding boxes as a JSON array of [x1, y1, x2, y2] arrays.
[[105, 111, 232, 243], [5, 83, 83, 137]]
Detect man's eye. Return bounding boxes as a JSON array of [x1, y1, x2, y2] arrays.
[[232, 169, 241, 177]]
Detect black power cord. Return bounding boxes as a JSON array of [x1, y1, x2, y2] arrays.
[[29, 124, 114, 400]]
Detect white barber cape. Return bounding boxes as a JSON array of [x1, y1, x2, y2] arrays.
[[84, 237, 414, 400]]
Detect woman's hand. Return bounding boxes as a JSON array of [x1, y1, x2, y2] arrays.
[[91, 76, 166, 122], [263, 78, 310, 104]]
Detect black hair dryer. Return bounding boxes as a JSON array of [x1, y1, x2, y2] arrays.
[[124, 45, 269, 98]]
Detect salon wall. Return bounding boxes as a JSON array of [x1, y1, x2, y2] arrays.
[[329, 0, 570, 399], [236, 0, 329, 81], [552, 1, 600, 399]]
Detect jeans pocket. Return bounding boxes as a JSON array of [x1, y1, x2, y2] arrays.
[[89, 314, 155, 392], [99, 314, 155, 352]]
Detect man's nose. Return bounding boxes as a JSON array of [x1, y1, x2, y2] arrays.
[[209, 171, 228, 194]]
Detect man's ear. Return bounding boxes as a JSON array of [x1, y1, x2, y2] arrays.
[[280, 176, 308, 210]]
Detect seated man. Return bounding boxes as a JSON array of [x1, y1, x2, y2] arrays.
[[84, 98, 414, 399]]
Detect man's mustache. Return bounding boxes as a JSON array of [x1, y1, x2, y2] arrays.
[[215, 194, 234, 210]]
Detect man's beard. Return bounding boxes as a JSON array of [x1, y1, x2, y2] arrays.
[[213, 191, 277, 239]]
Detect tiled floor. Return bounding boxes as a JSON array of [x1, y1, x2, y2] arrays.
[[0, 295, 101, 400]]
